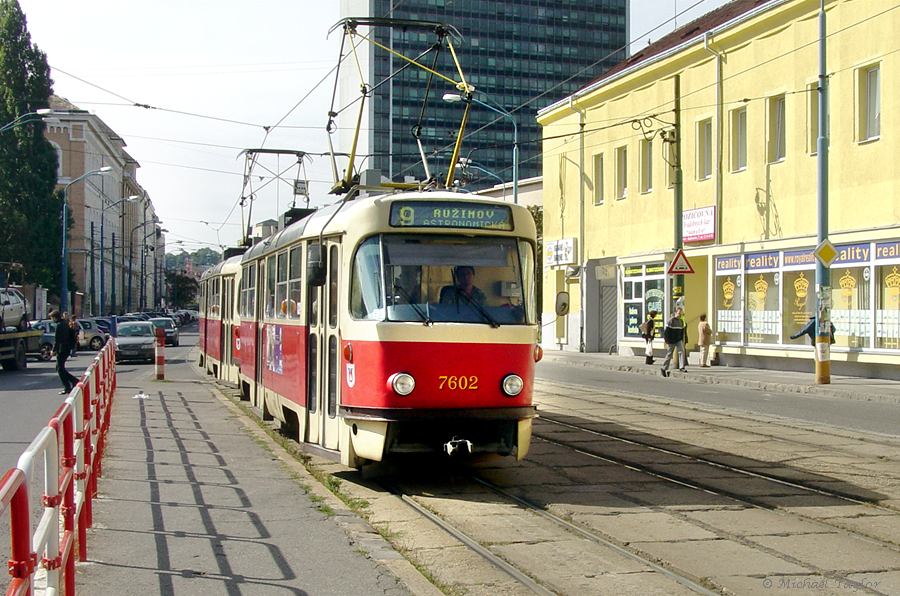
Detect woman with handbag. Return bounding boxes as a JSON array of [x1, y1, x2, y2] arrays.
[[640, 311, 657, 364]]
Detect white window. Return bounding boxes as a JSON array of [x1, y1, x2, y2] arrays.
[[640, 139, 652, 193], [592, 153, 604, 205], [665, 138, 676, 188], [697, 118, 712, 179], [859, 64, 880, 141], [807, 82, 819, 154], [731, 107, 747, 171], [615, 146, 628, 199], [767, 94, 786, 163]]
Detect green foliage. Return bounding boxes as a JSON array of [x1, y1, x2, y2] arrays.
[[166, 270, 199, 308], [166, 247, 222, 271], [0, 0, 60, 290]]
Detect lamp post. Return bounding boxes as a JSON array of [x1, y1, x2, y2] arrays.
[[443, 93, 519, 204], [0, 108, 54, 134], [60, 166, 112, 313], [139, 226, 166, 310], [100, 195, 138, 315]]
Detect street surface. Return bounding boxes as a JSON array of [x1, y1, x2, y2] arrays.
[[535, 359, 900, 437]]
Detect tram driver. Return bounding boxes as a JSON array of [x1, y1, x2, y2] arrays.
[[439, 265, 486, 307]]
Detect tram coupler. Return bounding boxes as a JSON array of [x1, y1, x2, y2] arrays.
[[443, 438, 473, 457]]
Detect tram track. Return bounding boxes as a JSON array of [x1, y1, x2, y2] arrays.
[[530, 416, 900, 556], [382, 476, 721, 595]]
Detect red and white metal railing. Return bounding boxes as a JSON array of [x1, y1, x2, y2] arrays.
[[2, 339, 117, 596]]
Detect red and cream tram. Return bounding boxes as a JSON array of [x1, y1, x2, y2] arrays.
[[205, 191, 540, 467], [199, 254, 242, 384]]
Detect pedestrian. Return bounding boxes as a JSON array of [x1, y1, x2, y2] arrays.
[[790, 316, 836, 345], [661, 307, 686, 377], [697, 313, 713, 367], [680, 309, 689, 370], [640, 310, 657, 364], [50, 310, 79, 395], [67, 313, 80, 357]]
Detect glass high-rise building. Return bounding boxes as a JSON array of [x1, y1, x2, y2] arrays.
[[338, 1, 628, 193]]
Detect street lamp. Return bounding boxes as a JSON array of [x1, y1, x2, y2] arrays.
[[61, 166, 112, 313], [0, 108, 53, 134], [443, 92, 519, 204], [100, 195, 138, 315]]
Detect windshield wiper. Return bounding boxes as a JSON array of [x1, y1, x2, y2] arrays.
[[453, 288, 500, 328], [392, 284, 433, 326]]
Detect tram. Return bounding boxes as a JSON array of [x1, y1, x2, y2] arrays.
[[202, 191, 540, 467], [198, 254, 242, 384]]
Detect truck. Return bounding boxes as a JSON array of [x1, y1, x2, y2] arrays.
[[0, 329, 43, 371]]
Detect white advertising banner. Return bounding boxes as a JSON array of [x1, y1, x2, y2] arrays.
[[683, 206, 716, 243]]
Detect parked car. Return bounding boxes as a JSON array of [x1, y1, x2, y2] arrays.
[[0, 287, 29, 331], [77, 319, 109, 350], [27, 320, 55, 361], [149, 317, 179, 346], [114, 322, 157, 363]]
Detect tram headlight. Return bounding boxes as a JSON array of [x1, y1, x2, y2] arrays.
[[389, 372, 415, 396], [501, 374, 524, 396]]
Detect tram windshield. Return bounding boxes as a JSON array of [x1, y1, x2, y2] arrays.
[[351, 234, 535, 325]]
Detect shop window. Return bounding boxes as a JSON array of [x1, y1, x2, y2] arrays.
[[782, 270, 814, 345], [622, 263, 665, 338], [745, 272, 780, 344], [715, 274, 742, 343], [876, 264, 900, 349], [831, 267, 870, 348]]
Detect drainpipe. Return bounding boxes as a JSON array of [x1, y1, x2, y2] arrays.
[[704, 32, 724, 245]]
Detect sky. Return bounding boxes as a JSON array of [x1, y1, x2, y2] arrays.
[[18, 0, 730, 255]]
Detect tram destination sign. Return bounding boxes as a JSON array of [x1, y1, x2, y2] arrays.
[[390, 201, 513, 231]]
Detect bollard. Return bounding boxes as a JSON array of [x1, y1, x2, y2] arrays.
[[155, 327, 165, 380]]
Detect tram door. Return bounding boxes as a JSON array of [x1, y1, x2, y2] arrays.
[[222, 277, 233, 373], [305, 239, 341, 450], [255, 259, 269, 411]]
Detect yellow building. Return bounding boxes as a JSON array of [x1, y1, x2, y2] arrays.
[[537, 0, 900, 377]]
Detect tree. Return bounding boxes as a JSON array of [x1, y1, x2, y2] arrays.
[[0, 0, 59, 291], [166, 270, 199, 308]]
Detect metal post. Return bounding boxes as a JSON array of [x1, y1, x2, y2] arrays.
[[90, 221, 96, 316], [110, 232, 116, 315], [139, 204, 147, 311], [100, 213, 105, 315], [815, 0, 831, 384], [61, 191, 69, 312], [126, 229, 133, 312]]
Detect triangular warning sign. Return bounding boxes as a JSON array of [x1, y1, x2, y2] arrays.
[[667, 248, 694, 274]]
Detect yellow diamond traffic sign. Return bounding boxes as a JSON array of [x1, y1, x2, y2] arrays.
[[815, 239, 838, 267]]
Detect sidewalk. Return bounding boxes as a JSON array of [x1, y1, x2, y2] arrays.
[[541, 350, 900, 405], [76, 356, 430, 595]]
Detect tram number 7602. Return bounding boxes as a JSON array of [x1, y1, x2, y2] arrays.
[[438, 375, 479, 390]]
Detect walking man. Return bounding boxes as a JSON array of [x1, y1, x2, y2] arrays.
[[661, 307, 686, 377], [50, 310, 79, 395]]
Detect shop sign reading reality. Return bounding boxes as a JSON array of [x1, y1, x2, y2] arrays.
[[683, 206, 716, 244]]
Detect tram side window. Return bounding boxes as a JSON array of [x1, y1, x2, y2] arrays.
[[211, 278, 220, 317], [276, 251, 288, 319], [265, 256, 276, 319], [248, 263, 256, 319], [288, 246, 302, 320], [200, 283, 206, 315], [329, 245, 339, 328]]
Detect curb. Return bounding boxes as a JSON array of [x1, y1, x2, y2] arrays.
[[540, 354, 900, 405]]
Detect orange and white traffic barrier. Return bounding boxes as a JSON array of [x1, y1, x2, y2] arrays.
[[1, 338, 117, 595], [155, 327, 165, 380]]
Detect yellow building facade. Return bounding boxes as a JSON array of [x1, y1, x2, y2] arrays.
[[537, 0, 900, 376]]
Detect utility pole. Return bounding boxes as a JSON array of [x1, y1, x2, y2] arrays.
[[815, 0, 831, 384], [110, 232, 117, 315], [89, 221, 96, 316], [673, 75, 685, 312]]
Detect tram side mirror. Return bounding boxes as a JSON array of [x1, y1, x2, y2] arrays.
[[555, 291, 570, 317], [307, 243, 326, 287]]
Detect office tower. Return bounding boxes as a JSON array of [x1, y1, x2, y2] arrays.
[[338, 0, 628, 191]]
